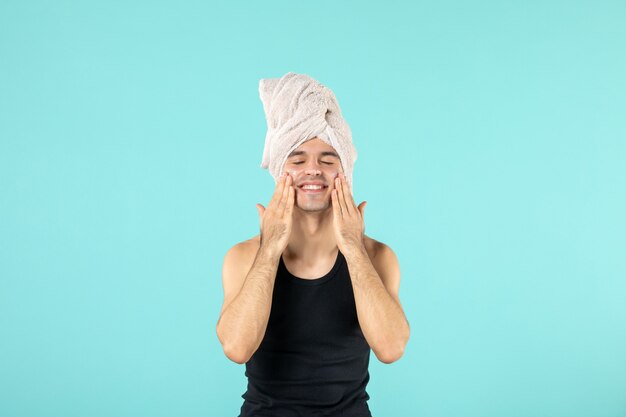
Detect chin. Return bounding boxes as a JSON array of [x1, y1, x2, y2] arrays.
[[296, 201, 331, 212]]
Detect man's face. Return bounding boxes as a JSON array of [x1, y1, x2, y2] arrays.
[[282, 137, 344, 212]]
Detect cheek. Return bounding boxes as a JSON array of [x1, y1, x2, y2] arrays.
[[326, 168, 339, 178]]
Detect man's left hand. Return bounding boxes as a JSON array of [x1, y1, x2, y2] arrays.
[[331, 172, 367, 257]]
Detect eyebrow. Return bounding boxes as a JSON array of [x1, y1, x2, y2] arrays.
[[287, 150, 340, 158]]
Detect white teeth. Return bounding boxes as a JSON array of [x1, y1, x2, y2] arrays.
[[301, 185, 324, 190]]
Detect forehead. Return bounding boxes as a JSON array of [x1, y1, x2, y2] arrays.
[[288, 138, 338, 157]]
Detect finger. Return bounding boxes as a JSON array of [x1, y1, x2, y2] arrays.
[[268, 173, 287, 210], [357, 201, 366, 218], [277, 174, 292, 213], [334, 177, 345, 216], [335, 176, 351, 216], [256, 203, 265, 242], [268, 175, 286, 210], [339, 174, 356, 216], [283, 184, 295, 217], [331, 188, 342, 219], [256, 203, 265, 219]]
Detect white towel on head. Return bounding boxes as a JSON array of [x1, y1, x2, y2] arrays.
[[259, 72, 357, 185]]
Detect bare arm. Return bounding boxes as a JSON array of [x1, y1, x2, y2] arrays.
[[216, 172, 295, 364], [216, 244, 281, 364], [330, 172, 410, 363], [344, 244, 410, 364]]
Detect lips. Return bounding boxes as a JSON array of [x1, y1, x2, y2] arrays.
[[298, 183, 328, 193], [298, 182, 327, 187]]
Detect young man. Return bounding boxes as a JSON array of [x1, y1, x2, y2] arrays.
[[216, 73, 410, 417]]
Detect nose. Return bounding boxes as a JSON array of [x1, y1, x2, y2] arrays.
[[303, 160, 323, 176], [304, 168, 322, 176]]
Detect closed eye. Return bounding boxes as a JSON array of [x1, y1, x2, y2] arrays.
[[293, 162, 334, 165]]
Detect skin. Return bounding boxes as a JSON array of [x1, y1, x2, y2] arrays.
[[216, 138, 410, 364]]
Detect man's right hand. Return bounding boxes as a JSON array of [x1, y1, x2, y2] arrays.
[[255, 172, 295, 257]]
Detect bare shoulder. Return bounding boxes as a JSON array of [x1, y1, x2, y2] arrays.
[[219, 235, 262, 315], [363, 235, 396, 262], [225, 234, 261, 261], [363, 235, 402, 303]]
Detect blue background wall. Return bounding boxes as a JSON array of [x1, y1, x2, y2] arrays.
[[1, 1, 625, 416]]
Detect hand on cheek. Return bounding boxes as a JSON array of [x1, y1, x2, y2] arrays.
[[331, 172, 367, 256]]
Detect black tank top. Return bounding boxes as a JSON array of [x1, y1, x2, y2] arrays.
[[238, 249, 373, 417]]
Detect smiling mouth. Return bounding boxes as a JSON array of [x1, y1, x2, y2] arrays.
[[298, 185, 328, 193]]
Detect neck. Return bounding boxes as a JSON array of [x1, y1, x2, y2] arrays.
[[285, 206, 338, 260]]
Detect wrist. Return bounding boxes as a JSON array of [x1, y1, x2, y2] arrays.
[[259, 243, 283, 261], [342, 240, 367, 258]]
